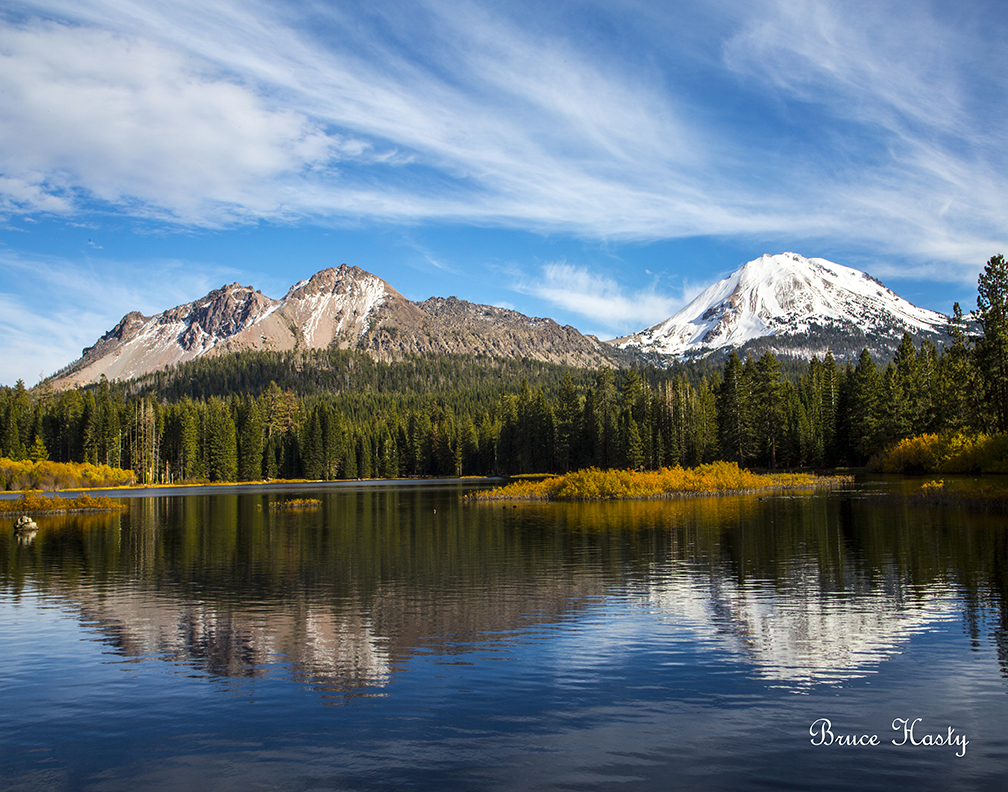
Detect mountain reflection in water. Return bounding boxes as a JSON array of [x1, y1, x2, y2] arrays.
[[4, 485, 1006, 696]]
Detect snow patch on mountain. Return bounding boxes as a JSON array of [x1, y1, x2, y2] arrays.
[[281, 267, 392, 347]]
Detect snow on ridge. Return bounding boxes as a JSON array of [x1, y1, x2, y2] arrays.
[[353, 274, 389, 337], [295, 271, 390, 346], [617, 253, 948, 357]]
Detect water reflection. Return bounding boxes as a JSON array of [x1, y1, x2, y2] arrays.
[[645, 568, 957, 686], [3, 485, 1008, 696]]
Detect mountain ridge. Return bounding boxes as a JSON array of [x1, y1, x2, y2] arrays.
[[53, 264, 621, 388], [52, 253, 954, 389]]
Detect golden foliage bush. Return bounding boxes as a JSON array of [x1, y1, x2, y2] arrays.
[[474, 462, 846, 501], [0, 458, 135, 492], [869, 432, 1008, 474], [0, 492, 127, 514]]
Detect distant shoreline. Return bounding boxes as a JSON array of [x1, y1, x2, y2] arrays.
[[0, 476, 506, 501]]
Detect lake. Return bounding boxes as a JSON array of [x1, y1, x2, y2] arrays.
[[2, 480, 1007, 791]]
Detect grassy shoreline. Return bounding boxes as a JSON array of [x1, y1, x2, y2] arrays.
[[471, 462, 852, 502]]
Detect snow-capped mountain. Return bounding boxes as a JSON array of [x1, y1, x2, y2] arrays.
[[614, 253, 950, 360], [53, 264, 619, 387]]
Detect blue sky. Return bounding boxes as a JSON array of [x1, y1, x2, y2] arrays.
[[1, 0, 1006, 385]]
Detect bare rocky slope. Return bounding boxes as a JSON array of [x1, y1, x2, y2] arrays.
[[52, 265, 621, 388]]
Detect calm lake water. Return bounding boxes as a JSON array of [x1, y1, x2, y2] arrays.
[[2, 480, 1007, 791]]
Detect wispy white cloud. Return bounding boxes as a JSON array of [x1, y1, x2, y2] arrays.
[[720, 0, 1008, 276], [515, 261, 696, 336], [0, 0, 1005, 278], [0, 292, 102, 386], [0, 19, 336, 222]]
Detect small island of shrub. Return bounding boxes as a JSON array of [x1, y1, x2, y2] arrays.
[[472, 462, 851, 502], [905, 479, 1008, 512], [267, 498, 322, 511], [1, 492, 128, 515]]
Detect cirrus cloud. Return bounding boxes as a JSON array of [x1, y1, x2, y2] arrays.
[[0, 0, 1005, 280], [515, 261, 703, 337]]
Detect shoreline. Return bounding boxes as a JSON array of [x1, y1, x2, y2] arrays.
[[0, 476, 507, 501]]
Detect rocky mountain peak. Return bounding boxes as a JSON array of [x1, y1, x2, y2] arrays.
[[170, 283, 278, 352], [285, 264, 397, 300]]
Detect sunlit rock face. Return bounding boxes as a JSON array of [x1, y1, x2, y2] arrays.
[[614, 253, 950, 361]]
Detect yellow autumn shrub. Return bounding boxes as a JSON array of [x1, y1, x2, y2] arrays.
[[870, 432, 1008, 474], [475, 462, 845, 502], [0, 458, 135, 491]]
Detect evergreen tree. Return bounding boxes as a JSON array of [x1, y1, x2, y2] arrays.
[[9, 380, 31, 458], [595, 369, 618, 467], [205, 398, 237, 482], [798, 358, 824, 466], [717, 352, 751, 464], [105, 402, 122, 469], [378, 423, 399, 478], [975, 254, 1008, 431], [237, 396, 264, 481], [342, 434, 358, 479], [662, 378, 686, 466], [916, 339, 938, 433], [881, 363, 910, 445], [301, 404, 325, 480], [882, 333, 920, 443], [3, 397, 23, 461], [936, 303, 975, 431], [621, 408, 644, 469], [82, 391, 100, 465], [530, 389, 555, 473], [458, 414, 479, 474], [692, 378, 718, 464], [358, 431, 373, 479], [820, 352, 838, 463], [580, 387, 600, 468], [555, 372, 580, 472], [433, 410, 454, 476], [753, 351, 784, 468], [847, 349, 883, 464], [28, 434, 48, 462], [180, 400, 201, 479], [477, 413, 498, 474]]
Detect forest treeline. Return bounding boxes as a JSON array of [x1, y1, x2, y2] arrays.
[[2, 254, 1006, 486]]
